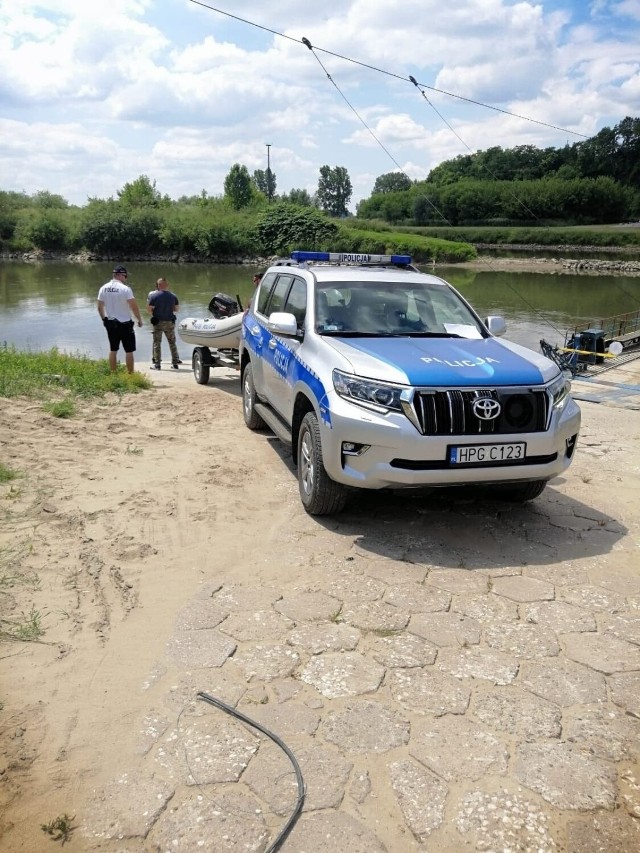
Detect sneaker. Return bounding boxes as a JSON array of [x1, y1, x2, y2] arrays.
[[171, 363, 179, 370], [151, 363, 161, 370]]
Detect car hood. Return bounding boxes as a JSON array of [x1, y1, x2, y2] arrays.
[[323, 336, 557, 386]]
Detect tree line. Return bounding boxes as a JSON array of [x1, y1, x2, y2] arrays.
[[358, 116, 640, 226]]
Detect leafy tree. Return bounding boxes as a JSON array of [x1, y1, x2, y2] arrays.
[[32, 190, 68, 209], [256, 203, 338, 254], [117, 174, 165, 207], [224, 164, 253, 210], [372, 172, 412, 194], [252, 168, 277, 200], [316, 165, 352, 217], [281, 188, 313, 206]]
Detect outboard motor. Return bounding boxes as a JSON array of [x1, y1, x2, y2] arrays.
[[208, 292, 239, 318]]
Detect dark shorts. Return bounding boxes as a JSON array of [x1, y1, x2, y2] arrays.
[[106, 319, 136, 353]]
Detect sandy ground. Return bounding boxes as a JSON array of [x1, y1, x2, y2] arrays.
[[1, 360, 640, 852]]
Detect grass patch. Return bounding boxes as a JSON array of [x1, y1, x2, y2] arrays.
[[0, 346, 152, 403], [0, 463, 20, 484], [41, 814, 75, 845], [1, 604, 46, 641]]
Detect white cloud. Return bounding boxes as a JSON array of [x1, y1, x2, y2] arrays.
[[0, 0, 638, 207]]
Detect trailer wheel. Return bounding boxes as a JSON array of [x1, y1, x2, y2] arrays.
[[193, 348, 210, 385]]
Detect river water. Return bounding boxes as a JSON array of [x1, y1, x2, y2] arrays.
[[1, 260, 639, 365]]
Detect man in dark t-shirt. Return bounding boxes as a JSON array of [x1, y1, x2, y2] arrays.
[[147, 277, 181, 369]]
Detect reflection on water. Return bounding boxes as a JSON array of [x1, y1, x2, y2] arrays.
[[1, 260, 639, 364]]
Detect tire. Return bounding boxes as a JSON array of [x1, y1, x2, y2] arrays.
[[242, 363, 266, 430], [298, 412, 347, 515], [492, 480, 547, 503], [193, 349, 210, 385]]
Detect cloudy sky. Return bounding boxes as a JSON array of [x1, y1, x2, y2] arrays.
[[1, 0, 639, 209]]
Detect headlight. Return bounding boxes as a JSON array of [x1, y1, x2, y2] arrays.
[[548, 373, 571, 409], [333, 369, 404, 413]]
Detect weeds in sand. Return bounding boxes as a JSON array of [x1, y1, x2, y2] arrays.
[[125, 445, 143, 455], [43, 399, 76, 419], [1, 605, 46, 641], [0, 463, 20, 484], [581, 474, 592, 483], [3, 484, 23, 501], [0, 544, 40, 590], [0, 346, 151, 402], [41, 813, 75, 845]]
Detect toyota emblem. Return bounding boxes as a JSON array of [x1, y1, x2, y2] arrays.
[[472, 398, 501, 420]]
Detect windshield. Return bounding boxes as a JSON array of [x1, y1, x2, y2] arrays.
[[315, 280, 485, 338]]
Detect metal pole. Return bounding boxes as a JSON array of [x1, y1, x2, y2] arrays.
[[266, 143, 272, 203]]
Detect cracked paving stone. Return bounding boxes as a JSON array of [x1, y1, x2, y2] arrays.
[[154, 716, 258, 785], [165, 629, 236, 668], [174, 599, 228, 631], [472, 686, 561, 740], [562, 705, 639, 761], [485, 621, 560, 658], [234, 644, 300, 681], [300, 651, 385, 699], [320, 568, 386, 602], [410, 716, 508, 782], [286, 811, 387, 852], [454, 787, 555, 853], [341, 600, 409, 632], [242, 742, 352, 815], [519, 658, 607, 706], [522, 600, 597, 633], [563, 631, 640, 673], [514, 742, 617, 810], [367, 632, 437, 668], [212, 584, 282, 610], [238, 702, 321, 738], [287, 622, 360, 654], [164, 671, 246, 714], [427, 568, 489, 596], [451, 592, 518, 622], [565, 811, 640, 853], [525, 563, 589, 586], [388, 668, 470, 716], [219, 610, 294, 642], [274, 590, 342, 621], [608, 670, 640, 715], [559, 584, 627, 613], [320, 699, 410, 753], [621, 767, 640, 818], [349, 768, 372, 804], [148, 791, 267, 852], [135, 711, 171, 756], [491, 575, 554, 602], [437, 646, 519, 685], [389, 759, 447, 841], [601, 612, 640, 646], [382, 584, 451, 613], [82, 771, 175, 840], [408, 611, 481, 647]]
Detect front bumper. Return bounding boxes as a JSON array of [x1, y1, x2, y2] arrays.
[[319, 392, 581, 490]]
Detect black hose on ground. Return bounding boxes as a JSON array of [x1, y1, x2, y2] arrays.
[[197, 691, 306, 852]]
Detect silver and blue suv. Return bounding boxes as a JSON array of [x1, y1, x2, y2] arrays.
[[239, 251, 581, 515]]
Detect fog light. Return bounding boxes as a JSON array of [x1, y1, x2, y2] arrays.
[[565, 434, 578, 458], [342, 442, 370, 456]]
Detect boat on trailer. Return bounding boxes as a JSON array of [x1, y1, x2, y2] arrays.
[[177, 292, 243, 384]]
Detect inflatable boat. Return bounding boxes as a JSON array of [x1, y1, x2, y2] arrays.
[[177, 314, 242, 349]]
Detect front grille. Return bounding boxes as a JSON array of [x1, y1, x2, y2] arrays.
[[411, 388, 549, 436]]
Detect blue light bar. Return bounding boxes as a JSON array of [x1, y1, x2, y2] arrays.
[[290, 250, 412, 266]]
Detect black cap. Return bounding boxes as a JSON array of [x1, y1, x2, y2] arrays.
[[113, 265, 128, 274]]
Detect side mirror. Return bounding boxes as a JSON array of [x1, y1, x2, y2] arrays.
[[268, 312, 299, 336], [486, 315, 507, 337]]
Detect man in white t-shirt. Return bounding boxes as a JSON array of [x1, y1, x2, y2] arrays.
[[97, 265, 144, 373]]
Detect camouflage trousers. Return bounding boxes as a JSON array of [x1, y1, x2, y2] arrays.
[[152, 321, 180, 364]]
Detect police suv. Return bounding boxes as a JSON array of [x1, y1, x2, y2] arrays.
[[239, 251, 581, 515]]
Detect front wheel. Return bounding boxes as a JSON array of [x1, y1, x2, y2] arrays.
[[193, 348, 210, 385], [242, 363, 266, 430], [492, 480, 547, 503], [298, 412, 347, 515]]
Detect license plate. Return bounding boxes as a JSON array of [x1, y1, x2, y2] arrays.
[[449, 442, 526, 465]]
